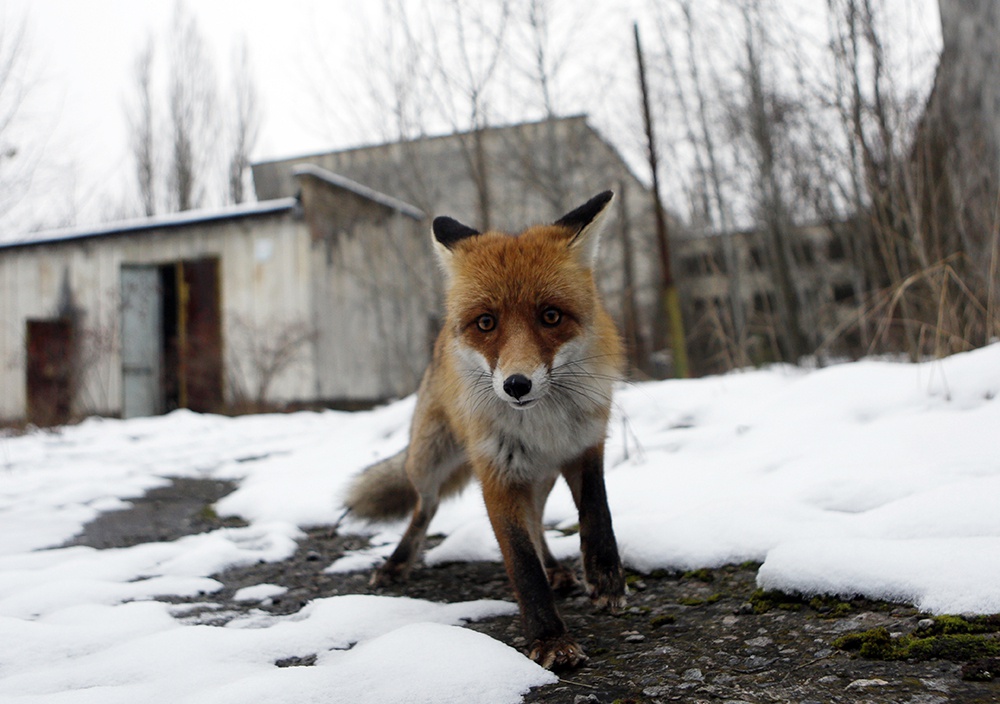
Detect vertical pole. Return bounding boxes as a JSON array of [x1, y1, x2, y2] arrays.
[[634, 22, 690, 378], [618, 180, 644, 369]]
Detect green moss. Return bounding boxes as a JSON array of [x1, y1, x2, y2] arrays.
[[677, 593, 724, 607], [752, 589, 862, 616], [916, 615, 1000, 636], [834, 626, 1000, 663], [838, 627, 897, 659], [625, 574, 644, 586], [650, 614, 676, 628], [809, 595, 853, 618], [683, 568, 714, 583], [198, 504, 219, 522], [832, 630, 869, 651], [828, 602, 853, 618], [678, 596, 706, 606], [749, 589, 803, 614], [907, 635, 1000, 661]]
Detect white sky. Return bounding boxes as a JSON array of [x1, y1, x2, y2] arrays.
[[4, 0, 382, 231], [0, 0, 941, 236]]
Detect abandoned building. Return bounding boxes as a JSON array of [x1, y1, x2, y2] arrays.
[[1, 112, 866, 425], [0, 168, 432, 425], [676, 222, 861, 369], [0, 116, 665, 425]]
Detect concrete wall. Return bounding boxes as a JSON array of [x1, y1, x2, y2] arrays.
[[253, 116, 666, 371], [674, 223, 860, 368], [298, 175, 434, 403]]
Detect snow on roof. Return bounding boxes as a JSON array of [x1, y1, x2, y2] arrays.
[[0, 198, 299, 252], [291, 164, 424, 220]]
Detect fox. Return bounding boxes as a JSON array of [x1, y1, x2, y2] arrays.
[[343, 191, 626, 670]]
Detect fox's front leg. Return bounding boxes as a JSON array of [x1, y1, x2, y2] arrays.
[[480, 471, 586, 671], [562, 444, 626, 611]]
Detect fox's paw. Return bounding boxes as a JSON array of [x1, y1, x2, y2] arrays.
[[546, 564, 580, 595], [528, 634, 588, 671], [590, 589, 627, 613], [586, 567, 627, 613], [369, 559, 410, 588]]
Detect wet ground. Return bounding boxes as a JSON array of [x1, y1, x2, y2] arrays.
[[70, 478, 999, 703]]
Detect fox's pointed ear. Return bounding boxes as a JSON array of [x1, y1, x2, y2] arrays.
[[432, 216, 480, 275], [555, 190, 614, 265], [433, 216, 480, 250]]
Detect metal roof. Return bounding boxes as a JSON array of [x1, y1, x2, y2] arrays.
[[0, 198, 299, 252]]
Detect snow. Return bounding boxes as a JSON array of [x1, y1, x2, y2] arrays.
[[0, 199, 299, 251], [1, 344, 999, 701], [232, 583, 288, 603]]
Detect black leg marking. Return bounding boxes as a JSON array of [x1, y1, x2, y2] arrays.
[[563, 445, 626, 611], [481, 476, 587, 670]]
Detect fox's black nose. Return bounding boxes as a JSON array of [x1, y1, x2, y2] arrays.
[[503, 374, 532, 400]]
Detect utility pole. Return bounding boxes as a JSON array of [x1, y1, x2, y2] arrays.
[[634, 22, 690, 378]]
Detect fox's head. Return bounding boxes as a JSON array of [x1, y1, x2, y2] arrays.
[[432, 192, 621, 414]]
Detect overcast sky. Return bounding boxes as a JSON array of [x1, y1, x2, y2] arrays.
[[1, 0, 941, 238], [2, 0, 394, 235]]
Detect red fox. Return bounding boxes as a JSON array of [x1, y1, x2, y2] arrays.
[[344, 191, 626, 670]]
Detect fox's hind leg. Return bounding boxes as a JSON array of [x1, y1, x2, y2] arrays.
[[371, 411, 468, 586], [561, 444, 626, 611]]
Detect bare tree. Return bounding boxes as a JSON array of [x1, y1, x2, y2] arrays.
[[819, 0, 995, 359], [424, 0, 511, 230], [167, 3, 218, 212], [227, 39, 259, 205], [124, 4, 259, 216], [651, 0, 751, 370], [635, 22, 691, 378], [0, 12, 36, 224], [316, 0, 511, 229], [503, 0, 587, 213], [735, 1, 811, 361], [128, 37, 157, 216]]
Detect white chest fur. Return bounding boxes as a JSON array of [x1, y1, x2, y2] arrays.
[[473, 392, 607, 482]]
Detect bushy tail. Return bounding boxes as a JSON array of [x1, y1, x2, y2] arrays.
[[342, 449, 418, 522], [343, 447, 474, 522]]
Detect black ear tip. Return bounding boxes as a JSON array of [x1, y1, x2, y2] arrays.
[[431, 216, 455, 234], [554, 190, 615, 231], [433, 216, 480, 249]]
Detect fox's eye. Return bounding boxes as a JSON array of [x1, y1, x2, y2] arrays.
[[476, 313, 496, 332], [540, 307, 562, 327]]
